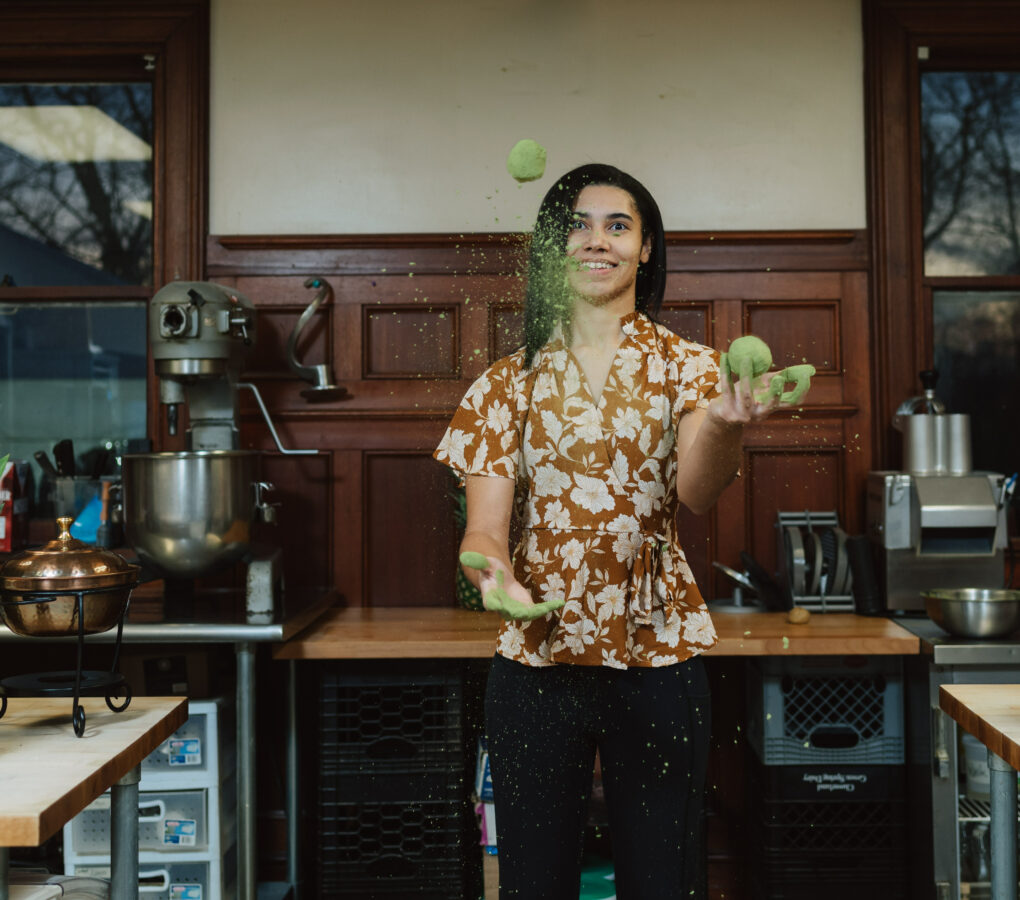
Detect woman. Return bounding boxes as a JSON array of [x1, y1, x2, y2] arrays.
[[435, 164, 794, 899]]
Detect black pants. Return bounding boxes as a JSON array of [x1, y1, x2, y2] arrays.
[[484, 653, 711, 900]]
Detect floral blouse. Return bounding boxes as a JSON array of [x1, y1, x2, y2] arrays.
[[434, 310, 723, 668]]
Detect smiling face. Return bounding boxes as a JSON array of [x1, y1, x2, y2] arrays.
[[565, 184, 652, 309]]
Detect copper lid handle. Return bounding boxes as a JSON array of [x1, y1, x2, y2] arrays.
[[56, 516, 73, 540]]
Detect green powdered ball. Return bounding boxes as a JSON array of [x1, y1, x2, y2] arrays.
[[506, 139, 547, 183], [727, 335, 773, 378], [459, 551, 489, 570]]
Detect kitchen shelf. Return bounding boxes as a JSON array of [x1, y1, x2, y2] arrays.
[[959, 796, 992, 822], [957, 795, 1020, 823]]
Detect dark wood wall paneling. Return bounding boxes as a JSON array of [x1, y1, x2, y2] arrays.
[[206, 231, 871, 606]]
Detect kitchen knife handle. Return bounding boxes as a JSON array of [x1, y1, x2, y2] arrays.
[[53, 439, 75, 477], [34, 450, 58, 479]]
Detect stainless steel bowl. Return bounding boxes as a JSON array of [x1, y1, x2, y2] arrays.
[[923, 588, 1020, 639], [122, 450, 257, 579]]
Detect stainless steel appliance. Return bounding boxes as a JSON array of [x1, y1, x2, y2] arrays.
[[865, 471, 1009, 612], [123, 281, 320, 618], [901, 619, 1020, 900]]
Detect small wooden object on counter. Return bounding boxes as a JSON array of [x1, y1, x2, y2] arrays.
[[787, 606, 811, 625], [274, 607, 919, 659]]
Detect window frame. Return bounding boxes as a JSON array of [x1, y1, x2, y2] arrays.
[[865, 0, 1020, 466], [0, 0, 209, 449]]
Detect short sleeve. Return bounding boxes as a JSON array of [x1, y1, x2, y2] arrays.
[[668, 336, 722, 427], [434, 351, 527, 481]]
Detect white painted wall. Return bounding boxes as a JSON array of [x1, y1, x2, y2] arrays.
[[209, 0, 864, 234]]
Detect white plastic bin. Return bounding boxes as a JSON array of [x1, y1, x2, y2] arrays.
[[69, 790, 208, 855], [72, 862, 210, 899]]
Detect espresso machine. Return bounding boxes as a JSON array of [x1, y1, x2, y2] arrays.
[[122, 280, 324, 621]]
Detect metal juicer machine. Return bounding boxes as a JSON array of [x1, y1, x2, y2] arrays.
[[866, 470, 1010, 612]]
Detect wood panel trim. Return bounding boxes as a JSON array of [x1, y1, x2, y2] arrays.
[[208, 230, 868, 276], [239, 404, 862, 425]]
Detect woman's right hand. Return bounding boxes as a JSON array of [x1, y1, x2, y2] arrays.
[[460, 552, 563, 622]]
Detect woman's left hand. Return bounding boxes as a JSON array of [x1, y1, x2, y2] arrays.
[[707, 364, 782, 425]]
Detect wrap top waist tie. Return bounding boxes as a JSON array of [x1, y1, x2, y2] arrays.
[[628, 532, 670, 626]]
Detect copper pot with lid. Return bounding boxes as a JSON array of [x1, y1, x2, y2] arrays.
[[0, 516, 139, 636]]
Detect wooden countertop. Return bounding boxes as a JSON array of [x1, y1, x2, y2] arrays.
[[940, 684, 1020, 771], [273, 606, 920, 659], [0, 696, 187, 846]]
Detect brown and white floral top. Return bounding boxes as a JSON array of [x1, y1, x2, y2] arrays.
[[434, 310, 723, 668]]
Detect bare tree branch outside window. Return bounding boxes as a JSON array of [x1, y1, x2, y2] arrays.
[[0, 83, 153, 286], [922, 72, 1020, 276]]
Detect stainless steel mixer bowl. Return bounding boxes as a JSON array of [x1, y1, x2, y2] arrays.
[[923, 588, 1020, 639], [122, 450, 257, 579]]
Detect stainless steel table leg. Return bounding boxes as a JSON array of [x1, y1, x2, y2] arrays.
[[287, 658, 299, 900], [1, 845, 9, 900], [110, 765, 140, 900], [237, 642, 256, 900], [988, 750, 1017, 900]]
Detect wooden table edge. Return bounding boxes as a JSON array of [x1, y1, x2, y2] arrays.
[[0, 696, 188, 846], [939, 683, 1020, 772]]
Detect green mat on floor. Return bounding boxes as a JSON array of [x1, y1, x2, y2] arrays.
[[579, 855, 615, 900]]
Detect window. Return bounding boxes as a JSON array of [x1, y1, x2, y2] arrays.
[[866, 1, 1020, 485], [0, 1, 208, 531], [919, 69, 1020, 476], [922, 72, 1020, 277], [0, 82, 154, 287]]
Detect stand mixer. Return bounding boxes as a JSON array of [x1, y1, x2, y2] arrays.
[[122, 280, 328, 621]]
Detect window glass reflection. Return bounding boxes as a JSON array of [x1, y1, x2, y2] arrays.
[[932, 290, 1020, 479], [0, 302, 147, 512], [0, 83, 153, 286], [922, 72, 1020, 276]]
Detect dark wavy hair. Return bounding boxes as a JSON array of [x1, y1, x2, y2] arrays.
[[523, 163, 666, 368]]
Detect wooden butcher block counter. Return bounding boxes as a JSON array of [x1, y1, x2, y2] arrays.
[[0, 696, 187, 847], [940, 684, 1020, 771], [274, 606, 919, 659]]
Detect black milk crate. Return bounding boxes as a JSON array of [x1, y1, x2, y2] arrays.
[[748, 758, 908, 900], [316, 795, 473, 898], [746, 656, 904, 765], [753, 761, 907, 804], [308, 662, 485, 900], [750, 851, 908, 900], [321, 768, 467, 805], [316, 664, 466, 774], [755, 795, 907, 853]]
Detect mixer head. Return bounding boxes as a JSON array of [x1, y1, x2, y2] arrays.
[[150, 281, 257, 449]]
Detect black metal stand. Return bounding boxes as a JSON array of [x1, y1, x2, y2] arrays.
[[0, 585, 133, 736]]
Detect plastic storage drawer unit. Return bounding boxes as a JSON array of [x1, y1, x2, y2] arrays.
[[71, 859, 232, 900], [63, 699, 237, 900], [70, 789, 209, 854], [141, 701, 234, 784]]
